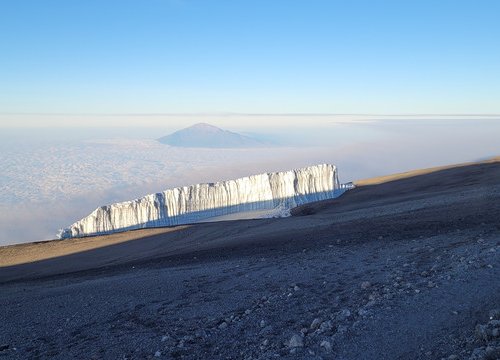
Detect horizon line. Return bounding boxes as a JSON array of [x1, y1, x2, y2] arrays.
[[1, 112, 500, 117]]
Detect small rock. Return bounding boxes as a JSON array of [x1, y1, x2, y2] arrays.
[[260, 320, 266, 328], [288, 334, 304, 348], [489, 309, 500, 320], [310, 318, 322, 330], [336, 325, 348, 334], [358, 308, 369, 317], [262, 339, 269, 346], [361, 281, 371, 290], [475, 324, 489, 341], [154, 350, 161, 357], [320, 340, 332, 352], [182, 335, 194, 343], [470, 347, 486, 359], [490, 320, 500, 327], [338, 309, 351, 320], [485, 346, 500, 360], [161, 335, 169, 342], [319, 320, 333, 333], [427, 281, 436, 288], [218, 322, 228, 330], [447, 355, 458, 360], [260, 325, 273, 335], [244, 309, 252, 315], [195, 329, 207, 338]]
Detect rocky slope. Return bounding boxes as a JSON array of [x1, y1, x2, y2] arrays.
[[0, 158, 499, 360]]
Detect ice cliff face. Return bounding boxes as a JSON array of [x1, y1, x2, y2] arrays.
[[58, 164, 345, 238]]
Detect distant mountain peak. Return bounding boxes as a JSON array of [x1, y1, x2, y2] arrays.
[[190, 122, 218, 129], [158, 123, 271, 148]]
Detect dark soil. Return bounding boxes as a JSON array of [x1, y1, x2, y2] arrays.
[[0, 160, 499, 360]]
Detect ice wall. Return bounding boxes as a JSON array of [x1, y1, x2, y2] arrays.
[[58, 164, 345, 238]]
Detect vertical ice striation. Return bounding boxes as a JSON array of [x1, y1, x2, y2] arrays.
[[58, 164, 345, 238]]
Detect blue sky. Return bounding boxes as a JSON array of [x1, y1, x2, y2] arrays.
[[1, 0, 500, 119]]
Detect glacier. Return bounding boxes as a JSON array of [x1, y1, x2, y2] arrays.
[[58, 164, 347, 238]]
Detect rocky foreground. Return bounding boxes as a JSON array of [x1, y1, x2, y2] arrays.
[[0, 159, 499, 360]]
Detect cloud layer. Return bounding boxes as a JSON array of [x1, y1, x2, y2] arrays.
[[1, 119, 498, 245]]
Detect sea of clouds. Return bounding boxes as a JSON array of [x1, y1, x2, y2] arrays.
[[1, 118, 499, 245]]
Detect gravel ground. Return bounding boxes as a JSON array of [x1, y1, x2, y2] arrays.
[[0, 159, 499, 360]]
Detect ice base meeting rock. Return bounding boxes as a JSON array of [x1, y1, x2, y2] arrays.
[[58, 164, 347, 238]]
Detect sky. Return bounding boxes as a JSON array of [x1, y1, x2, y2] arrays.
[[1, 0, 500, 127]]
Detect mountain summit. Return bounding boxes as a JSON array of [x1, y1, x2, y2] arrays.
[[158, 123, 269, 148]]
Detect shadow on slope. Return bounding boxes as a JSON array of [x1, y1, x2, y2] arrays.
[[292, 157, 500, 216], [62, 189, 345, 238], [1, 158, 499, 284]]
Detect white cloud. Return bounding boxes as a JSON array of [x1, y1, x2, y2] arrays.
[[1, 119, 498, 245]]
